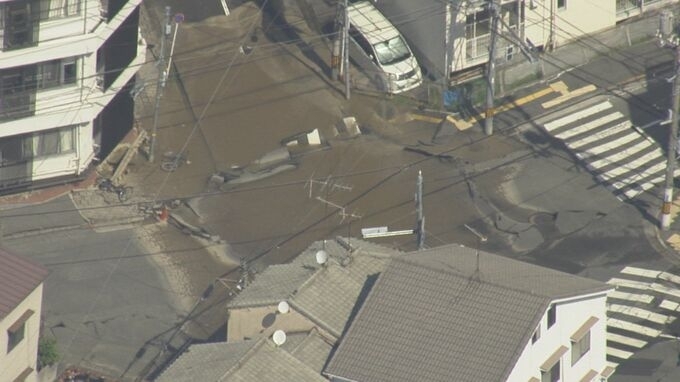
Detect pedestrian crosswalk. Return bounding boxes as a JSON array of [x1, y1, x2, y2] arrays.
[[541, 100, 679, 200], [605, 266, 680, 371]]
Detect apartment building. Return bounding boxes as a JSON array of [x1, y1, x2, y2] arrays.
[[0, 0, 144, 192]]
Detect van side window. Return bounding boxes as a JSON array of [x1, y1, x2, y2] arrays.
[[349, 26, 374, 61]]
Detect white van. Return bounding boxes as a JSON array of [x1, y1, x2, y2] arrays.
[[347, 1, 422, 94]]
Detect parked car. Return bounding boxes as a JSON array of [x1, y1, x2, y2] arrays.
[[347, 1, 423, 94]]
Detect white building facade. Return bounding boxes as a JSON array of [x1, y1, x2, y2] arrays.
[[375, 0, 677, 80], [508, 292, 612, 382], [0, 282, 44, 382], [0, 0, 144, 192]]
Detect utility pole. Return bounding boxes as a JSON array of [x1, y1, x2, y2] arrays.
[[331, 1, 343, 81], [659, 10, 680, 231], [343, 0, 350, 100], [484, 0, 500, 136], [149, 6, 171, 163], [416, 170, 425, 250]]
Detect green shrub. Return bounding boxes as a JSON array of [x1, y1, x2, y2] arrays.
[[38, 337, 58, 369]]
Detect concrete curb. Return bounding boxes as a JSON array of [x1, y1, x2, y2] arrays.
[[3, 216, 146, 240]]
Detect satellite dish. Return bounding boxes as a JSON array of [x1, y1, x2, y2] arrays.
[[277, 301, 290, 314], [272, 330, 286, 346], [315, 250, 328, 265]]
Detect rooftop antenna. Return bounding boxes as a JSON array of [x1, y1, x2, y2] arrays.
[[272, 330, 287, 346]]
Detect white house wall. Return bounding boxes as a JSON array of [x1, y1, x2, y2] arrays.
[[506, 293, 609, 382], [550, 0, 615, 47], [0, 284, 44, 382]]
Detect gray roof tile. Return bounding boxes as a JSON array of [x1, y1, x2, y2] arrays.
[[227, 263, 316, 308], [228, 238, 402, 337], [325, 245, 611, 382], [227, 340, 327, 382], [156, 341, 256, 382], [289, 330, 334, 372]]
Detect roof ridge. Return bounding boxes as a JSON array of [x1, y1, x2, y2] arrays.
[[220, 338, 267, 380], [394, 249, 609, 299]]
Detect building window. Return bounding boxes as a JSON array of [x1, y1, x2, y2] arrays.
[[571, 330, 591, 365], [7, 323, 25, 353], [541, 360, 560, 382], [557, 0, 566, 9], [43, 0, 80, 19], [36, 58, 78, 89], [548, 304, 556, 328], [0, 125, 76, 165], [6, 310, 33, 353], [532, 325, 541, 344], [570, 317, 597, 365]]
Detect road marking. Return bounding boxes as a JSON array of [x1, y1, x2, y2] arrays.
[[443, 85, 557, 131], [608, 277, 651, 290], [542, 84, 597, 109], [607, 333, 647, 348], [621, 173, 669, 199], [607, 318, 662, 337], [598, 161, 664, 183], [660, 300, 680, 311], [621, 266, 663, 278], [667, 233, 680, 251], [587, 142, 657, 170], [608, 290, 655, 304], [569, 121, 632, 149], [579, 134, 649, 157], [410, 114, 444, 124], [543, 101, 612, 131], [554, 112, 624, 140], [607, 346, 635, 360], [608, 304, 673, 324], [494, 87, 555, 114]]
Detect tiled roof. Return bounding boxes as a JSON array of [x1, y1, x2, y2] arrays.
[[324, 245, 611, 382], [157, 336, 329, 382], [291, 254, 386, 337], [227, 339, 327, 382], [0, 249, 48, 320], [156, 341, 256, 382], [288, 329, 334, 373], [228, 237, 402, 337], [227, 263, 316, 308]]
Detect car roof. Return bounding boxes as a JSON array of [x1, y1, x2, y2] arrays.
[[348, 1, 400, 45]]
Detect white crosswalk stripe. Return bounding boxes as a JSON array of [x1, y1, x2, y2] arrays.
[[541, 100, 668, 200], [543, 101, 613, 131], [607, 332, 647, 348], [603, 266, 680, 373]]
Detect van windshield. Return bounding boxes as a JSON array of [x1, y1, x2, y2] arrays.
[[373, 37, 411, 66]]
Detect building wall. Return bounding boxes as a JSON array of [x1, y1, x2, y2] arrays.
[[0, 283, 44, 382], [227, 305, 320, 343], [507, 292, 609, 382], [0, 0, 144, 191]]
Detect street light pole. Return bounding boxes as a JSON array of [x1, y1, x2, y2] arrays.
[[659, 10, 680, 231]]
